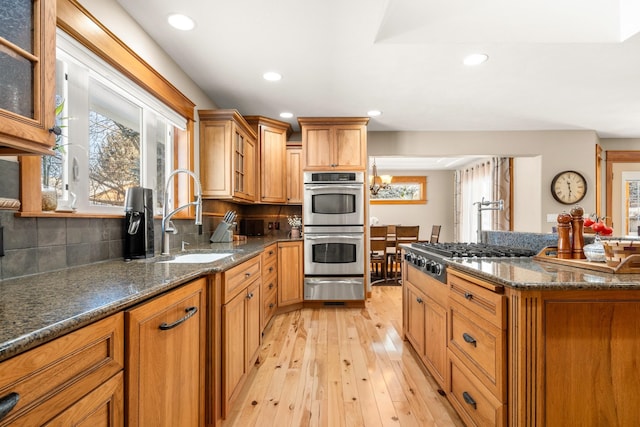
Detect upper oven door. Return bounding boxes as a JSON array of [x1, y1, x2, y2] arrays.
[[303, 183, 364, 226], [304, 230, 364, 276]]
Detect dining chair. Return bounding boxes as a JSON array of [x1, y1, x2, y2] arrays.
[[370, 225, 388, 283], [430, 225, 441, 243], [392, 225, 420, 283]]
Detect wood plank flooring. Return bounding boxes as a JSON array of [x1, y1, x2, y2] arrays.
[[222, 286, 464, 427]]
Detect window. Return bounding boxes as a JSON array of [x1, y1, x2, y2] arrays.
[[46, 30, 186, 215], [369, 176, 427, 204]]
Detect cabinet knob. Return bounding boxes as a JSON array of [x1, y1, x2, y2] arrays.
[[416, 297, 423, 304], [247, 292, 254, 299], [268, 283, 274, 289], [0, 392, 20, 421], [245, 272, 251, 278], [464, 292, 474, 300], [269, 267, 274, 273], [269, 303, 275, 309]]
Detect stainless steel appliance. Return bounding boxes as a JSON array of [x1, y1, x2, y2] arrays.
[[403, 242, 536, 283], [303, 171, 366, 301], [303, 225, 365, 276], [123, 187, 154, 260], [303, 171, 364, 226]]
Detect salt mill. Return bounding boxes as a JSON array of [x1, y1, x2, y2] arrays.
[[557, 212, 573, 259], [570, 206, 586, 259]]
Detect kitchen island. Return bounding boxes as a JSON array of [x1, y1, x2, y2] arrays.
[[403, 255, 640, 427]]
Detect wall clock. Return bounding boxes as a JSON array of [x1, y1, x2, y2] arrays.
[[551, 170, 587, 204]]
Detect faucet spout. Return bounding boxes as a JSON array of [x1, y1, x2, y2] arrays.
[[161, 169, 203, 255], [475, 197, 504, 243]]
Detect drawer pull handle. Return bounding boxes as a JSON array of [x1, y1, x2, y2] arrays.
[[462, 391, 477, 410], [416, 297, 423, 304], [269, 250, 274, 255], [245, 272, 251, 278], [464, 292, 474, 300], [463, 333, 477, 347], [0, 392, 19, 421], [159, 306, 198, 330]]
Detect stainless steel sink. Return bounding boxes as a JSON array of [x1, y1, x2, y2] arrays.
[[159, 253, 233, 264]]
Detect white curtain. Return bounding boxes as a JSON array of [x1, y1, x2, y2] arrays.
[[455, 157, 511, 242]]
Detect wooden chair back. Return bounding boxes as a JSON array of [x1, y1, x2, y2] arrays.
[[369, 226, 388, 253], [430, 225, 441, 243], [394, 226, 420, 248]]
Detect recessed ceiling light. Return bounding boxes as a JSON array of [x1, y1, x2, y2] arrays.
[[167, 14, 195, 31], [263, 72, 282, 81], [463, 53, 489, 66], [280, 112, 293, 119], [367, 110, 382, 117]]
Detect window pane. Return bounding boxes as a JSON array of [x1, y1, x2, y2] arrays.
[[0, 50, 33, 117], [89, 80, 141, 207], [0, 0, 33, 52]]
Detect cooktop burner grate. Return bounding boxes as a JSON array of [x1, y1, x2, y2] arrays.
[[411, 242, 537, 259]]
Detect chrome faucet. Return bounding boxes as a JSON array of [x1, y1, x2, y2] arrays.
[[161, 169, 203, 255], [473, 197, 504, 243]]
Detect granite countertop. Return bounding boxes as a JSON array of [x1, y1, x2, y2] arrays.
[[0, 236, 295, 363], [447, 257, 640, 290]]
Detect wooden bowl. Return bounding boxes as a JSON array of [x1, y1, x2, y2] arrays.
[[602, 241, 640, 267]]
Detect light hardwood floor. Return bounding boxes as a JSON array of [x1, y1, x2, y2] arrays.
[[222, 286, 465, 427]]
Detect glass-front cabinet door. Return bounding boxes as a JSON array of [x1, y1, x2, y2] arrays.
[[0, 0, 56, 154]]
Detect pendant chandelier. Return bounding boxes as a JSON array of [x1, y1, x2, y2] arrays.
[[369, 158, 391, 195]]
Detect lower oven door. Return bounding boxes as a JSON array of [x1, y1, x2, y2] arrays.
[[304, 230, 364, 276], [304, 277, 365, 301]]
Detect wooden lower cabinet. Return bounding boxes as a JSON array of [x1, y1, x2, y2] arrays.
[[221, 258, 262, 418], [261, 243, 278, 330], [403, 264, 448, 388], [0, 314, 124, 426], [126, 278, 206, 427], [508, 288, 640, 427], [277, 241, 303, 307]]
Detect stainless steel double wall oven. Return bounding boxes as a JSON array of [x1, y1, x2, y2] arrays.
[[303, 171, 365, 300]]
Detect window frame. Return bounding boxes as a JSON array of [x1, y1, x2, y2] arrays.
[[18, 0, 196, 218], [369, 176, 427, 205]]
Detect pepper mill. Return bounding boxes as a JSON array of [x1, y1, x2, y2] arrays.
[[557, 212, 573, 259], [570, 206, 586, 259]]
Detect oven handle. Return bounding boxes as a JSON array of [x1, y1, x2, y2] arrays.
[[304, 235, 363, 240], [304, 185, 363, 191]]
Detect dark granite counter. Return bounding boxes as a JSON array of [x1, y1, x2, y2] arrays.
[[0, 236, 296, 363], [447, 257, 640, 290]]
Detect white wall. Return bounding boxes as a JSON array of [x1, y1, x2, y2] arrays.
[[513, 156, 542, 232], [368, 130, 599, 233], [369, 170, 455, 242]]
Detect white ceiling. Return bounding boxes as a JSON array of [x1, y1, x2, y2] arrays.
[[116, 0, 640, 138]]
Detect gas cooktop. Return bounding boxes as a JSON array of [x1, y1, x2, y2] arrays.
[[404, 242, 537, 283], [411, 242, 537, 259]]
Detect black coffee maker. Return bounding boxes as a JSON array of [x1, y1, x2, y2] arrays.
[[123, 187, 154, 260]]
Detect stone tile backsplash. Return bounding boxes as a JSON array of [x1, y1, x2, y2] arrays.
[[0, 211, 214, 280]]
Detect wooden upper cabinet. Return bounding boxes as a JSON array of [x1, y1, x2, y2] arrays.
[[199, 109, 257, 202], [298, 117, 369, 171], [0, 0, 57, 155], [286, 144, 303, 204], [244, 116, 292, 204]]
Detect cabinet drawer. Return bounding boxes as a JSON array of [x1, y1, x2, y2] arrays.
[[406, 264, 448, 307], [262, 270, 277, 295], [448, 270, 505, 328], [0, 313, 124, 426], [223, 256, 261, 303], [449, 300, 506, 400], [262, 286, 278, 328], [447, 352, 505, 427], [262, 244, 278, 266]]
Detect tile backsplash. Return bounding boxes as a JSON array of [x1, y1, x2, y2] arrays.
[[0, 211, 214, 280]]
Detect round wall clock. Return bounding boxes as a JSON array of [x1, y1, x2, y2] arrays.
[[551, 170, 587, 204]]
